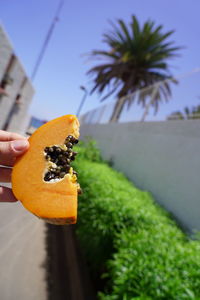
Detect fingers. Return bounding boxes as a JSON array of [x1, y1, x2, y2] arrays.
[[0, 130, 27, 142], [0, 131, 27, 203], [0, 139, 29, 166], [0, 186, 18, 202], [0, 167, 12, 182]]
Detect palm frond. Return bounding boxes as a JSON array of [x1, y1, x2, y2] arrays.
[[118, 19, 132, 44], [131, 16, 140, 40]]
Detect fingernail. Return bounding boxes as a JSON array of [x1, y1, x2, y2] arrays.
[[11, 139, 29, 151]]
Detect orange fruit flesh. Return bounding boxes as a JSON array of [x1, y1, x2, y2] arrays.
[[12, 115, 80, 224]]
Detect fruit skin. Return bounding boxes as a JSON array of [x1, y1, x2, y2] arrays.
[[12, 115, 80, 225]]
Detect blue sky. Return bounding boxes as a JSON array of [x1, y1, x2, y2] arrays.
[[1, 0, 200, 121]]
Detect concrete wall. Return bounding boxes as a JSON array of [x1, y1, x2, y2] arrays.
[[7, 78, 34, 134], [80, 120, 200, 233], [0, 25, 13, 81], [0, 24, 34, 133]]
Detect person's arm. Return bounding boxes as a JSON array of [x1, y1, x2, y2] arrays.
[[0, 130, 29, 202]]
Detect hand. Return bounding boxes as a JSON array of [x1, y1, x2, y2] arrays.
[[0, 130, 29, 202]]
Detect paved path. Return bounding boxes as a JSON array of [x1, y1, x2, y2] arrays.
[[0, 200, 46, 300]]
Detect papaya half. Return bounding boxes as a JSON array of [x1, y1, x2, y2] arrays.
[[12, 115, 80, 225]]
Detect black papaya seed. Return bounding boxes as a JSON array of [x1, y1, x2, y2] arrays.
[[78, 188, 82, 195], [56, 148, 62, 153], [66, 142, 73, 148]]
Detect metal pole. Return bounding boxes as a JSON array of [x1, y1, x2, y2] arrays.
[[31, 0, 65, 81], [76, 86, 88, 117]]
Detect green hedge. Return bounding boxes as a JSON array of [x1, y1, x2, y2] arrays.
[[73, 141, 200, 300]]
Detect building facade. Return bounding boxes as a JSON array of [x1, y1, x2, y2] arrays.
[[0, 24, 34, 134]]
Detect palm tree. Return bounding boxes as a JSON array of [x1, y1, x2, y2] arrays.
[[168, 105, 200, 120], [87, 16, 181, 122]]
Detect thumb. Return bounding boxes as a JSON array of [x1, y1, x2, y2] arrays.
[[0, 139, 29, 166], [11, 139, 29, 154]]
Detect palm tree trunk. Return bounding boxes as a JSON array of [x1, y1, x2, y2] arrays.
[[140, 85, 159, 122], [109, 97, 125, 122], [140, 98, 153, 122]]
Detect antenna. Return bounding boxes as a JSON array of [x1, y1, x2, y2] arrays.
[[31, 0, 65, 81]]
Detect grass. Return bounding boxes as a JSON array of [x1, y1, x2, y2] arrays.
[[72, 140, 200, 300]]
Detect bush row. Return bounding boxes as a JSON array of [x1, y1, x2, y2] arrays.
[[73, 141, 200, 299]]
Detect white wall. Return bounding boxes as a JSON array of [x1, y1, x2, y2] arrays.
[[80, 120, 200, 233]]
